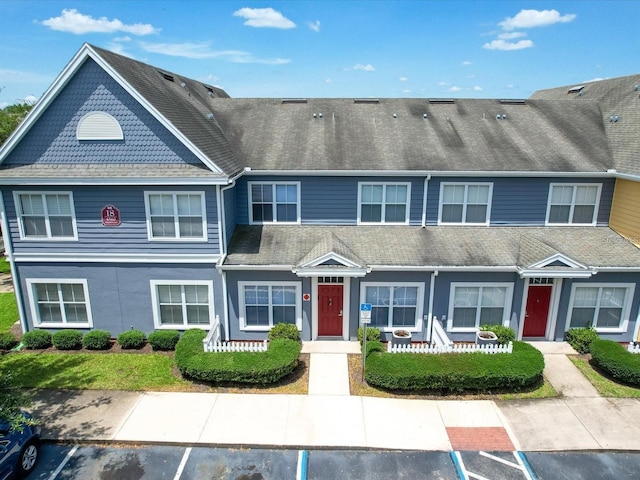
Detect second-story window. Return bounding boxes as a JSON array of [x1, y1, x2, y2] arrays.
[[546, 184, 601, 225], [145, 192, 207, 241], [249, 182, 300, 224], [358, 183, 410, 224], [439, 183, 492, 225], [15, 192, 77, 240]]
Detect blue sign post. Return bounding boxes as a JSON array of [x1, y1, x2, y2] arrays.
[[360, 303, 372, 380]]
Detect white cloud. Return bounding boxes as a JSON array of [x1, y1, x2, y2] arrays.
[[447, 86, 462, 92], [139, 41, 290, 64], [399, 76, 408, 82], [325, 78, 332, 83], [307, 20, 320, 32], [584, 77, 606, 83], [438, 81, 449, 86], [40, 9, 159, 35], [113, 36, 132, 42], [498, 31, 527, 40], [482, 39, 534, 51], [462, 61, 472, 66], [353, 64, 375, 72], [507, 84, 514, 88], [0, 68, 51, 83], [23, 94, 38, 105], [473, 86, 483, 91], [402, 89, 412, 93], [499, 9, 576, 31], [233, 7, 296, 29]]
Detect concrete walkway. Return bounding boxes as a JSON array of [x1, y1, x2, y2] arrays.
[[0, 272, 13, 293]]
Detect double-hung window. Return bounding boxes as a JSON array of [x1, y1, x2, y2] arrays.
[[567, 284, 634, 332], [358, 183, 410, 224], [439, 183, 492, 224], [546, 184, 601, 225], [249, 182, 300, 224], [239, 282, 301, 330], [15, 192, 77, 240], [150, 281, 214, 328], [448, 283, 513, 331], [145, 192, 206, 240], [361, 283, 423, 330], [26, 279, 92, 327]]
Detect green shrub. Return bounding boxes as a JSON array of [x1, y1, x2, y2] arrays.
[[52, 329, 83, 350], [480, 324, 516, 345], [357, 326, 381, 345], [363, 340, 385, 357], [82, 329, 111, 350], [590, 339, 640, 386], [268, 323, 300, 342], [148, 330, 180, 351], [364, 341, 544, 393], [566, 327, 599, 354], [117, 330, 146, 349], [175, 329, 301, 384], [0, 332, 18, 350], [22, 330, 52, 349]]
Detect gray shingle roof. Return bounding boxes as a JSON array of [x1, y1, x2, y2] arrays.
[[208, 98, 612, 173], [225, 225, 640, 269], [89, 45, 243, 177], [532, 74, 640, 176]]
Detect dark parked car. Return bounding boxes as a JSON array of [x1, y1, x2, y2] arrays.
[[0, 416, 40, 479]]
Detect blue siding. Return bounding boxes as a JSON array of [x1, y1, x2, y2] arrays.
[[4, 59, 203, 166], [223, 185, 237, 249], [17, 262, 224, 335], [426, 176, 615, 226], [4, 186, 220, 255]]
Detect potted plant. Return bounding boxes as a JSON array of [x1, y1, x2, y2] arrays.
[[476, 330, 498, 346], [392, 329, 412, 346]]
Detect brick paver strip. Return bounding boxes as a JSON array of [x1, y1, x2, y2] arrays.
[[446, 427, 515, 451]]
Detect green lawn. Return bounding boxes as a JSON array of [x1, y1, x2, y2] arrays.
[[0, 292, 18, 333], [0, 256, 10, 274], [570, 356, 640, 398], [0, 352, 190, 391]]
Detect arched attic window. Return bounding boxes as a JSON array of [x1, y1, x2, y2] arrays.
[[76, 112, 124, 141]]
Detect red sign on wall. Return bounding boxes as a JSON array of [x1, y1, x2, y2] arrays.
[[101, 205, 121, 226]]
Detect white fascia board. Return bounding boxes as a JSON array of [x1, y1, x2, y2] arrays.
[[299, 252, 362, 269], [218, 264, 293, 271], [243, 169, 614, 178], [517, 267, 595, 278], [293, 267, 370, 277], [612, 171, 640, 182], [0, 177, 228, 186], [593, 267, 640, 272], [528, 253, 587, 270], [13, 253, 220, 264], [368, 265, 516, 272]]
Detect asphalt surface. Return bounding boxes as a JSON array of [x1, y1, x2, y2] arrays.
[[24, 443, 640, 480]]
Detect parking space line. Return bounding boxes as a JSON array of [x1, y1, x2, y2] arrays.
[[479, 451, 521, 469], [515, 452, 537, 480], [173, 447, 192, 480], [297, 450, 308, 480], [47, 445, 78, 480], [450, 451, 468, 480]]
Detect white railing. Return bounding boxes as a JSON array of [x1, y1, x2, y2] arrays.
[[206, 340, 268, 353], [202, 315, 221, 351], [431, 316, 453, 347], [387, 341, 513, 355], [627, 342, 640, 354]]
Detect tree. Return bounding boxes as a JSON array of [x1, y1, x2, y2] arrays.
[[0, 101, 34, 147], [0, 372, 37, 431]]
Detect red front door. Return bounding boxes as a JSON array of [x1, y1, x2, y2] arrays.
[[523, 285, 552, 337], [318, 284, 343, 336]]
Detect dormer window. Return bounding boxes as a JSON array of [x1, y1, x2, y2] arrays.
[[76, 112, 123, 141]]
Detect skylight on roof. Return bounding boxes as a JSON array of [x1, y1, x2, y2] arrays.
[[282, 99, 307, 104], [159, 71, 174, 82], [568, 85, 584, 94], [353, 98, 379, 104], [428, 99, 455, 104]]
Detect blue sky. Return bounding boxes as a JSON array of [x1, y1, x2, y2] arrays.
[[1, 1, 639, 107]]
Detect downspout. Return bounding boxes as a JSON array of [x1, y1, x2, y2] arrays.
[[0, 193, 28, 334], [426, 270, 438, 343], [422, 174, 431, 227]]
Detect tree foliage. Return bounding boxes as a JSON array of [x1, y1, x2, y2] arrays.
[[0, 372, 38, 431], [0, 101, 34, 146]]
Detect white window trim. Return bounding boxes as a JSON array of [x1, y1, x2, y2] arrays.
[[437, 182, 493, 226], [26, 278, 93, 328], [565, 283, 635, 333], [150, 280, 215, 330], [14, 191, 78, 241], [357, 182, 411, 225], [447, 282, 514, 332], [545, 183, 602, 226], [238, 281, 302, 331], [248, 182, 301, 225], [359, 282, 425, 332], [144, 191, 208, 242]]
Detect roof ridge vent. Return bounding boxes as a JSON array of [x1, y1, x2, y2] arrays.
[[354, 98, 379, 104], [568, 85, 584, 94], [429, 99, 455, 104], [158, 71, 174, 82], [499, 99, 526, 105], [282, 98, 307, 104], [204, 85, 217, 96]]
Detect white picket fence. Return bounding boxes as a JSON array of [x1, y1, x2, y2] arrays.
[[627, 342, 640, 354], [206, 340, 268, 353], [387, 341, 513, 355]]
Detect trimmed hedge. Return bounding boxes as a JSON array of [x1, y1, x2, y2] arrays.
[[82, 329, 111, 350], [117, 330, 146, 349], [268, 323, 300, 342], [590, 339, 640, 387], [52, 329, 83, 350], [0, 332, 18, 350], [22, 329, 52, 349], [480, 324, 516, 345], [148, 330, 180, 351], [357, 326, 381, 345], [175, 329, 301, 384], [364, 341, 544, 393], [566, 327, 599, 354]]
